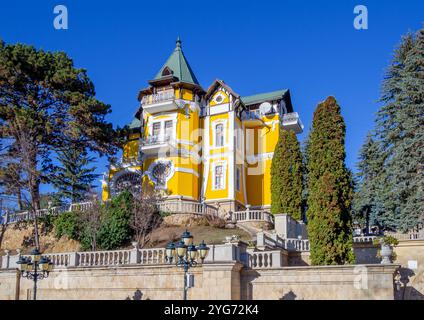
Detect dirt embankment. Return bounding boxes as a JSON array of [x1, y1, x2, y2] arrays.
[[0, 223, 80, 255]]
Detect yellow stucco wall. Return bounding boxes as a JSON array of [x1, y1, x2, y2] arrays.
[[105, 85, 284, 210]]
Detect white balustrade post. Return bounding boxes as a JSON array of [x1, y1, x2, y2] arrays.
[[1, 250, 10, 269], [130, 242, 140, 264], [256, 231, 265, 249], [271, 251, 282, 268], [69, 252, 79, 267], [8, 250, 21, 269]]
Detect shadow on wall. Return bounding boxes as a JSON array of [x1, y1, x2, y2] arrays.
[[395, 268, 424, 300], [280, 291, 299, 300], [125, 289, 149, 300]]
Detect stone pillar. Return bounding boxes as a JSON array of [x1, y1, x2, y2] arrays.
[[274, 214, 289, 238], [1, 250, 10, 269], [69, 252, 79, 267], [195, 262, 244, 300], [8, 250, 21, 269], [130, 242, 140, 264], [256, 231, 265, 250], [271, 251, 282, 268]]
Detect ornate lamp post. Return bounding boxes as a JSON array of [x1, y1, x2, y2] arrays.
[[165, 230, 210, 300], [16, 248, 54, 300]]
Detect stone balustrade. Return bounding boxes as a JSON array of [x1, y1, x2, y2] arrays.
[[286, 238, 310, 252], [139, 248, 167, 265], [256, 231, 310, 252], [3, 201, 94, 225], [232, 209, 274, 224], [0, 242, 250, 270], [386, 231, 424, 241], [353, 236, 377, 243], [247, 250, 285, 269], [156, 201, 219, 217], [79, 250, 132, 267], [3, 200, 221, 225]]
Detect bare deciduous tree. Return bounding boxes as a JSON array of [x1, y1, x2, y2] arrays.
[[130, 190, 162, 248], [79, 198, 103, 251]]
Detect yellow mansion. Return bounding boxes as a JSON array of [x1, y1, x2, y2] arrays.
[[102, 38, 304, 215]]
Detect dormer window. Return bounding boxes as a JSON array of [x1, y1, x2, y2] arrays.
[[162, 66, 173, 76]]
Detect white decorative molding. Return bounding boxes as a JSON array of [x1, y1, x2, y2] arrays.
[[209, 104, 230, 115], [175, 167, 200, 178], [145, 159, 175, 190], [201, 115, 210, 199], [176, 139, 194, 146], [228, 111, 235, 199]]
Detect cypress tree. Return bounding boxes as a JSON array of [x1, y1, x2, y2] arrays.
[[306, 96, 354, 265], [271, 129, 303, 220]]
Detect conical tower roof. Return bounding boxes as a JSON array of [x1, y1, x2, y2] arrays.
[[153, 37, 200, 85]]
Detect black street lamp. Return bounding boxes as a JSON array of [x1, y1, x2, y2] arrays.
[[165, 231, 210, 300], [16, 248, 54, 300]]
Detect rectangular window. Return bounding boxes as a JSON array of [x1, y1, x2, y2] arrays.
[[214, 165, 224, 190], [236, 167, 241, 192], [216, 124, 224, 147], [165, 120, 173, 138], [236, 128, 241, 150], [152, 122, 161, 137]]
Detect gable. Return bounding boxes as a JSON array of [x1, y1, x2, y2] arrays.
[[210, 90, 230, 106]]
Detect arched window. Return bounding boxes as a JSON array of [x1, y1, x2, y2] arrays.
[[111, 172, 141, 197], [215, 123, 224, 147]]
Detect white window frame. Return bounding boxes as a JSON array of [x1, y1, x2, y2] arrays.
[[212, 161, 227, 191], [147, 114, 177, 140], [211, 119, 227, 149]]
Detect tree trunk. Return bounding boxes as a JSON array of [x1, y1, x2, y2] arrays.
[[17, 191, 23, 211]]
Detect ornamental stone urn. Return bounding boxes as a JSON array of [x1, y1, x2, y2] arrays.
[[380, 244, 393, 264]]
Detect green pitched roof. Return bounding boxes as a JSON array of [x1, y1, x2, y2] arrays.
[[241, 89, 288, 106], [128, 118, 141, 130], [154, 38, 200, 85]]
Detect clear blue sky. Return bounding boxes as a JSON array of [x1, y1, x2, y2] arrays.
[[1, 0, 423, 195]]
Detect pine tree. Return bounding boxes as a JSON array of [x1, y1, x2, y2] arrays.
[[387, 29, 424, 231], [353, 133, 389, 229], [271, 129, 303, 220], [306, 96, 354, 265], [51, 147, 99, 203], [359, 29, 424, 232], [0, 41, 118, 211]]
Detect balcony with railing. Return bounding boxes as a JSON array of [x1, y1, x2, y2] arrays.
[[140, 135, 175, 155], [281, 112, 304, 134], [241, 109, 263, 125], [140, 90, 178, 113]]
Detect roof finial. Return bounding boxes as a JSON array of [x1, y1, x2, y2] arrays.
[[176, 36, 182, 49]]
